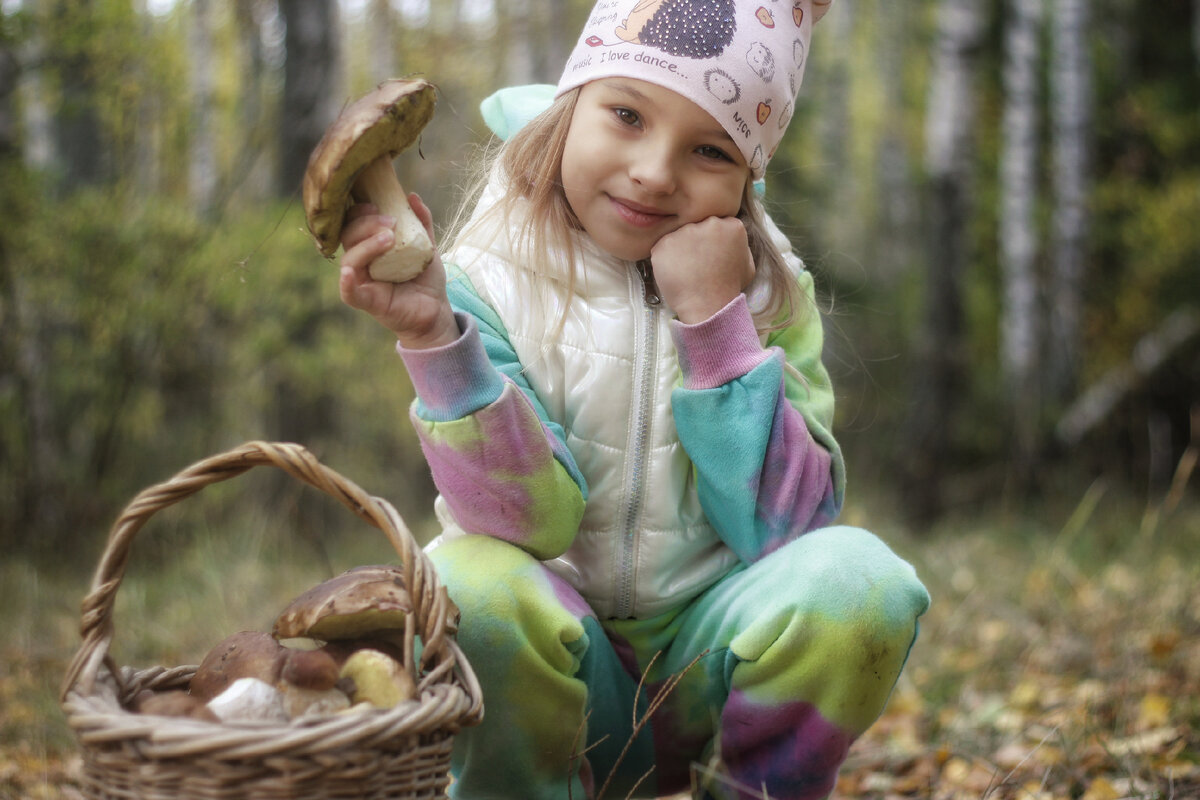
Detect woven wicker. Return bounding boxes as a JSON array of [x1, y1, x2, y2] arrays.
[[60, 441, 483, 799]]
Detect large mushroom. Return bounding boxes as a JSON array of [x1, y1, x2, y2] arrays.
[[274, 565, 418, 708], [273, 564, 413, 643], [303, 78, 437, 283], [188, 630, 287, 702]]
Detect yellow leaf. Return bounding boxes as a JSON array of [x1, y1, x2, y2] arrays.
[[1080, 776, 1119, 800], [1108, 726, 1182, 757], [1009, 679, 1042, 710], [1137, 693, 1172, 729]]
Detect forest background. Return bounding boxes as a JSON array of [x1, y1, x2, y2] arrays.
[[0, 1, 1198, 798]]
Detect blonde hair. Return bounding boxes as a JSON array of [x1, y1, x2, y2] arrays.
[[446, 87, 806, 334]]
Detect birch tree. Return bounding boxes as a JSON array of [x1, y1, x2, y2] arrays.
[[1048, 0, 1092, 405], [368, 0, 397, 82], [902, 0, 986, 522], [233, 0, 278, 202], [188, 0, 218, 215], [1000, 0, 1044, 459]]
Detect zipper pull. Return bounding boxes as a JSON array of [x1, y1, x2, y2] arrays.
[[636, 260, 661, 307]]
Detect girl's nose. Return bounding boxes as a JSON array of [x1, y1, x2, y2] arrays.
[[628, 144, 676, 194]]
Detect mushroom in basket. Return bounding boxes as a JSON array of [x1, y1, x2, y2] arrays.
[[150, 566, 419, 723], [273, 565, 418, 708], [186, 630, 350, 722]]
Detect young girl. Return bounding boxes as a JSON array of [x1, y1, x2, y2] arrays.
[[337, 2, 929, 798]]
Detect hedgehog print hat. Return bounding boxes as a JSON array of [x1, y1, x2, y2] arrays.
[[557, 0, 835, 178]]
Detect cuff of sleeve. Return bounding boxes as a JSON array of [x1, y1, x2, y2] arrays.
[[670, 294, 770, 390], [396, 312, 506, 421]]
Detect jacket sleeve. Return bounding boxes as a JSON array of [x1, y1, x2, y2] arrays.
[[397, 272, 586, 560], [669, 267, 844, 564]]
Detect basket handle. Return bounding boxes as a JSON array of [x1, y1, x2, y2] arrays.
[[61, 441, 460, 703]]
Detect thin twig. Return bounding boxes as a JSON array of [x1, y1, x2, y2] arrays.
[[594, 648, 709, 800]]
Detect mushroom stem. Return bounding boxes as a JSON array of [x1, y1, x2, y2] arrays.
[[351, 157, 435, 283]]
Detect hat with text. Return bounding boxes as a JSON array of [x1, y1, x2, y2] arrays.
[[557, 0, 834, 178]]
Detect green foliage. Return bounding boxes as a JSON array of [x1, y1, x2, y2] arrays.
[[0, 184, 432, 559]]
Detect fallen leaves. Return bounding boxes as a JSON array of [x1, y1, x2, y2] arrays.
[[4, 507, 1199, 800], [836, 524, 1200, 800]]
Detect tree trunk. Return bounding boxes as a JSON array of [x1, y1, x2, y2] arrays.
[[189, 0, 219, 215], [368, 0, 396, 81], [1048, 0, 1092, 405], [874, 0, 920, 287], [544, 0, 571, 82], [1194, 0, 1200, 69], [0, 23, 17, 159], [277, 0, 341, 199], [48, 0, 109, 189], [503, 0, 535, 85], [999, 0, 1044, 462], [234, 0, 275, 202], [902, 0, 986, 524]]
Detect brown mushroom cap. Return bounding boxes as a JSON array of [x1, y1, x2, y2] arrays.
[[135, 689, 220, 722], [280, 647, 341, 691], [273, 565, 412, 642], [189, 630, 288, 702], [302, 78, 437, 258]]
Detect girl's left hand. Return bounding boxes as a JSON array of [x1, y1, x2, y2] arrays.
[[650, 216, 755, 324]]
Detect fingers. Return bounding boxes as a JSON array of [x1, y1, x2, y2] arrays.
[[408, 193, 436, 240]]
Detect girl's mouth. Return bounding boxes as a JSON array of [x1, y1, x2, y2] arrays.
[[609, 196, 672, 228]]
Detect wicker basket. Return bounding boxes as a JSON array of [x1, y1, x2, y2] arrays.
[[60, 441, 483, 799]]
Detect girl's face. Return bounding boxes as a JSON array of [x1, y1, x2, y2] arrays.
[[560, 78, 750, 262]]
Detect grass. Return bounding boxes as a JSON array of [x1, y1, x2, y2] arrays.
[[1, 476, 1197, 799]]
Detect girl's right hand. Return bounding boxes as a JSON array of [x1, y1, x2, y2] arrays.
[[338, 194, 460, 350]]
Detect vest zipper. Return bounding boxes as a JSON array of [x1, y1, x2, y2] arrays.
[[636, 259, 662, 306], [613, 262, 660, 619]]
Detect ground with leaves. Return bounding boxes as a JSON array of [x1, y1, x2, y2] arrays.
[[2, 486, 1196, 800]]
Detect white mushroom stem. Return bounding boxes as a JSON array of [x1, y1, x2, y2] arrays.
[[352, 157, 435, 283]]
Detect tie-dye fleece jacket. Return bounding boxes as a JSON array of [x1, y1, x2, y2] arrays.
[[394, 87, 846, 620]]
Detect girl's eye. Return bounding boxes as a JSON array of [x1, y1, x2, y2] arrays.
[[697, 145, 733, 162], [613, 107, 640, 126]]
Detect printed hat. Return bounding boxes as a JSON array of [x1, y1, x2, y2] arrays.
[[556, 0, 835, 178]]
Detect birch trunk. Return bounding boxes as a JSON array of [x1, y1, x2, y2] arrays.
[[368, 0, 396, 81], [999, 0, 1044, 456], [504, 0, 535, 86], [234, 1, 276, 201], [189, 0, 218, 215], [902, 0, 986, 523], [1049, 0, 1092, 404]]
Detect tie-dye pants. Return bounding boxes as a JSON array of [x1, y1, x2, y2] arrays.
[[428, 526, 930, 800]]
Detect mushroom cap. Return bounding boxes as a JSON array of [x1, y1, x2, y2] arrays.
[[302, 78, 437, 258], [273, 565, 412, 641], [189, 630, 287, 702]]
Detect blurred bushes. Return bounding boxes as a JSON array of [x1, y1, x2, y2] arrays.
[[0, 167, 434, 561]]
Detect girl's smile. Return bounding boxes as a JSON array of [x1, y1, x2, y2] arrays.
[[560, 78, 750, 262], [607, 195, 674, 228]]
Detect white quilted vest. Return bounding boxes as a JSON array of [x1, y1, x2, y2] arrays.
[[435, 208, 748, 619]]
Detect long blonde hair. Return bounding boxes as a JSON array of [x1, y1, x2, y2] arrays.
[[446, 87, 806, 333]]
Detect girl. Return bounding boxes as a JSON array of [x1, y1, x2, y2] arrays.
[[337, 2, 929, 798]]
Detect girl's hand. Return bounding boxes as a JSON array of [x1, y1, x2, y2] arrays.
[[338, 194, 460, 349], [650, 216, 755, 324]]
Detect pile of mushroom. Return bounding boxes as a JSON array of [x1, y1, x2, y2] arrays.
[[132, 565, 418, 723]]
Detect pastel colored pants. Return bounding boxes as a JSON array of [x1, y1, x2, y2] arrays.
[[428, 527, 929, 800]]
